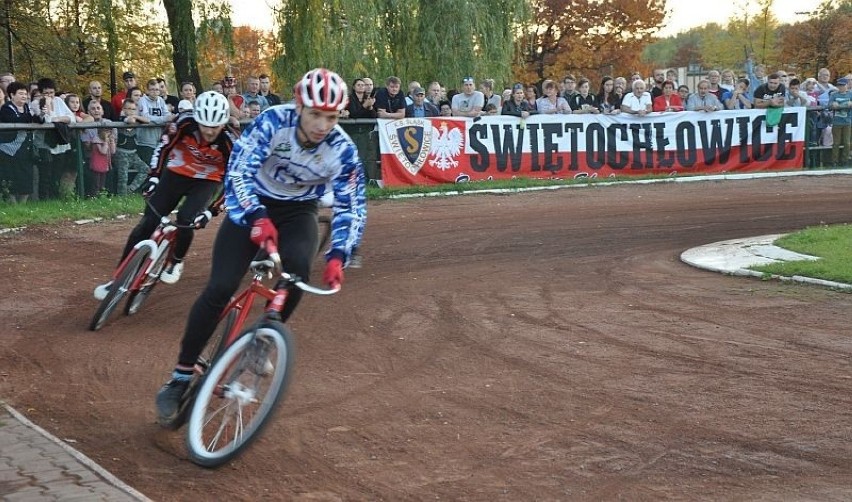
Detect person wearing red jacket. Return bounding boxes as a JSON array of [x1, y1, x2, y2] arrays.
[[652, 80, 684, 112]]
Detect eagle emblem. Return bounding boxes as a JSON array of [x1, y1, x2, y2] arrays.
[[429, 121, 464, 171]]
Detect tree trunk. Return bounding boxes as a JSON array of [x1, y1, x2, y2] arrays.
[[163, 0, 201, 91]]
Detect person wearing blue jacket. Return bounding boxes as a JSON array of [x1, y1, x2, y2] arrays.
[[155, 68, 367, 425]]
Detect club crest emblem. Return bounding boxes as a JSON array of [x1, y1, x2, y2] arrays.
[[385, 118, 433, 175]]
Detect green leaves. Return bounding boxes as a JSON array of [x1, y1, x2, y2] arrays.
[[274, 0, 529, 92]]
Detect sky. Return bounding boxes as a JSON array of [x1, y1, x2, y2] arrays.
[[229, 0, 810, 37]]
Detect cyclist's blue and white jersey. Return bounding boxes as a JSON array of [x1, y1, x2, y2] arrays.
[[224, 104, 366, 261]]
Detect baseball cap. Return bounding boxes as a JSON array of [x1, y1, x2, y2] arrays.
[[178, 99, 193, 112], [414, 87, 425, 95], [838, 78, 849, 86], [122, 71, 135, 80], [512, 83, 524, 91]]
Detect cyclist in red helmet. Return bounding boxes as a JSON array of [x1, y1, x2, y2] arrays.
[[155, 68, 367, 425], [93, 91, 236, 300]]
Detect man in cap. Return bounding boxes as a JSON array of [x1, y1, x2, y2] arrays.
[[111, 71, 138, 114], [405, 87, 439, 117]]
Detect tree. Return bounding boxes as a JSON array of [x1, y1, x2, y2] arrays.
[[1, 0, 171, 95], [515, 0, 667, 86], [705, 0, 781, 70], [273, 0, 529, 95], [163, 0, 201, 91], [776, 0, 852, 78], [195, 1, 237, 89]]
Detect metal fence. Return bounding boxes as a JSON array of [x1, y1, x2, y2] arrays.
[[0, 111, 840, 201], [0, 119, 380, 201]]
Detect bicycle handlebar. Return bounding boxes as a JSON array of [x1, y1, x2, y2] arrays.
[[144, 198, 202, 230], [261, 240, 340, 296]]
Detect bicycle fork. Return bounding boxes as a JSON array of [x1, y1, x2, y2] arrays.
[[263, 282, 291, 322]]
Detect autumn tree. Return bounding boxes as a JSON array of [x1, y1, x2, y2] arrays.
[[643, 30, 705, 69], [776, 0, 852, 78], [1, 0, 171, 94], [515, 0, 667, 86]]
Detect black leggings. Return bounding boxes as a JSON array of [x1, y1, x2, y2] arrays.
[[177, 199, 319, 367], [120, 169, 219, 264]]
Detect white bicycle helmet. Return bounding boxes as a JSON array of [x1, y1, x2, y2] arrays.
[[194, 91, 230, 127], [294, 68, 349, 111]]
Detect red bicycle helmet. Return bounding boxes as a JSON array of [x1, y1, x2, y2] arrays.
[[294, 68, 349, 111]]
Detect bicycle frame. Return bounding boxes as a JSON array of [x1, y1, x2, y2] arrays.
[[111, 216, 178, 292], [212, 247, 339, 361], [215, 270, 291, 352]]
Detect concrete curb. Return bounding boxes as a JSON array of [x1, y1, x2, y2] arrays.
[[680, 234, 852, 291]]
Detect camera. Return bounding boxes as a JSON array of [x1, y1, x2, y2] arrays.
[[39, 97, 46, 108]]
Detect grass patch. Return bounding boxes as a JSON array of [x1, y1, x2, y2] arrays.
[[751, 223, 852, 284], [0, 194, 143, 228], [2, 174, 678, 228]]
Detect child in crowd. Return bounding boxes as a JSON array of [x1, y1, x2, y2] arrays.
[[65, 94, 93, 123], [114, 99, 150, 194], [88, 127, 116, 195], [247, 101, 261, 118], [82, 100, 116, 196]]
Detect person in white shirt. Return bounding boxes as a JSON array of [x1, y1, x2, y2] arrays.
[[29, 77, 77, 198], [620, 79, 652, 116], [815, 68, 837, 107]]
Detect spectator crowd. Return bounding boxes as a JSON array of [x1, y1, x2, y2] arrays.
[[1, 59, 850, 204]]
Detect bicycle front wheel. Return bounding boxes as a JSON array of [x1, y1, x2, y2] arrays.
[[89, 247, 150, 331], [166, 306, 240, 431], [185, 320, 295, 467], [125, 239, 171, 316]]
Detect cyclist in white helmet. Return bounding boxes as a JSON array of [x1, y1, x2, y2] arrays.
[[93, 91, 237, 300], [155, 68, 367, 426]]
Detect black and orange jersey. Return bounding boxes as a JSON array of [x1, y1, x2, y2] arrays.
[[149, 115, 237, 182]]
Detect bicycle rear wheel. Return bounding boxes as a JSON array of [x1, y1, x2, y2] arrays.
[[89, 247, 150, 331], [185, 320, 295, 467], [125, 239, 171, 316]]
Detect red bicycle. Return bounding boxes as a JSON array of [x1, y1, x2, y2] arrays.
[[167, 241, 338, 467], [89, 204, 198, 331]]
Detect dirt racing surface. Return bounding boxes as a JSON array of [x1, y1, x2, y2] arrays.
[[3, 176, 852, 501]]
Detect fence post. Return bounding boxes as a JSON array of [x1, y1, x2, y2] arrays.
[[74, 132, 85, 197]]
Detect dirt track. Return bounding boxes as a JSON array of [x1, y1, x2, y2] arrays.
[[3, 176, 852, 501]]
